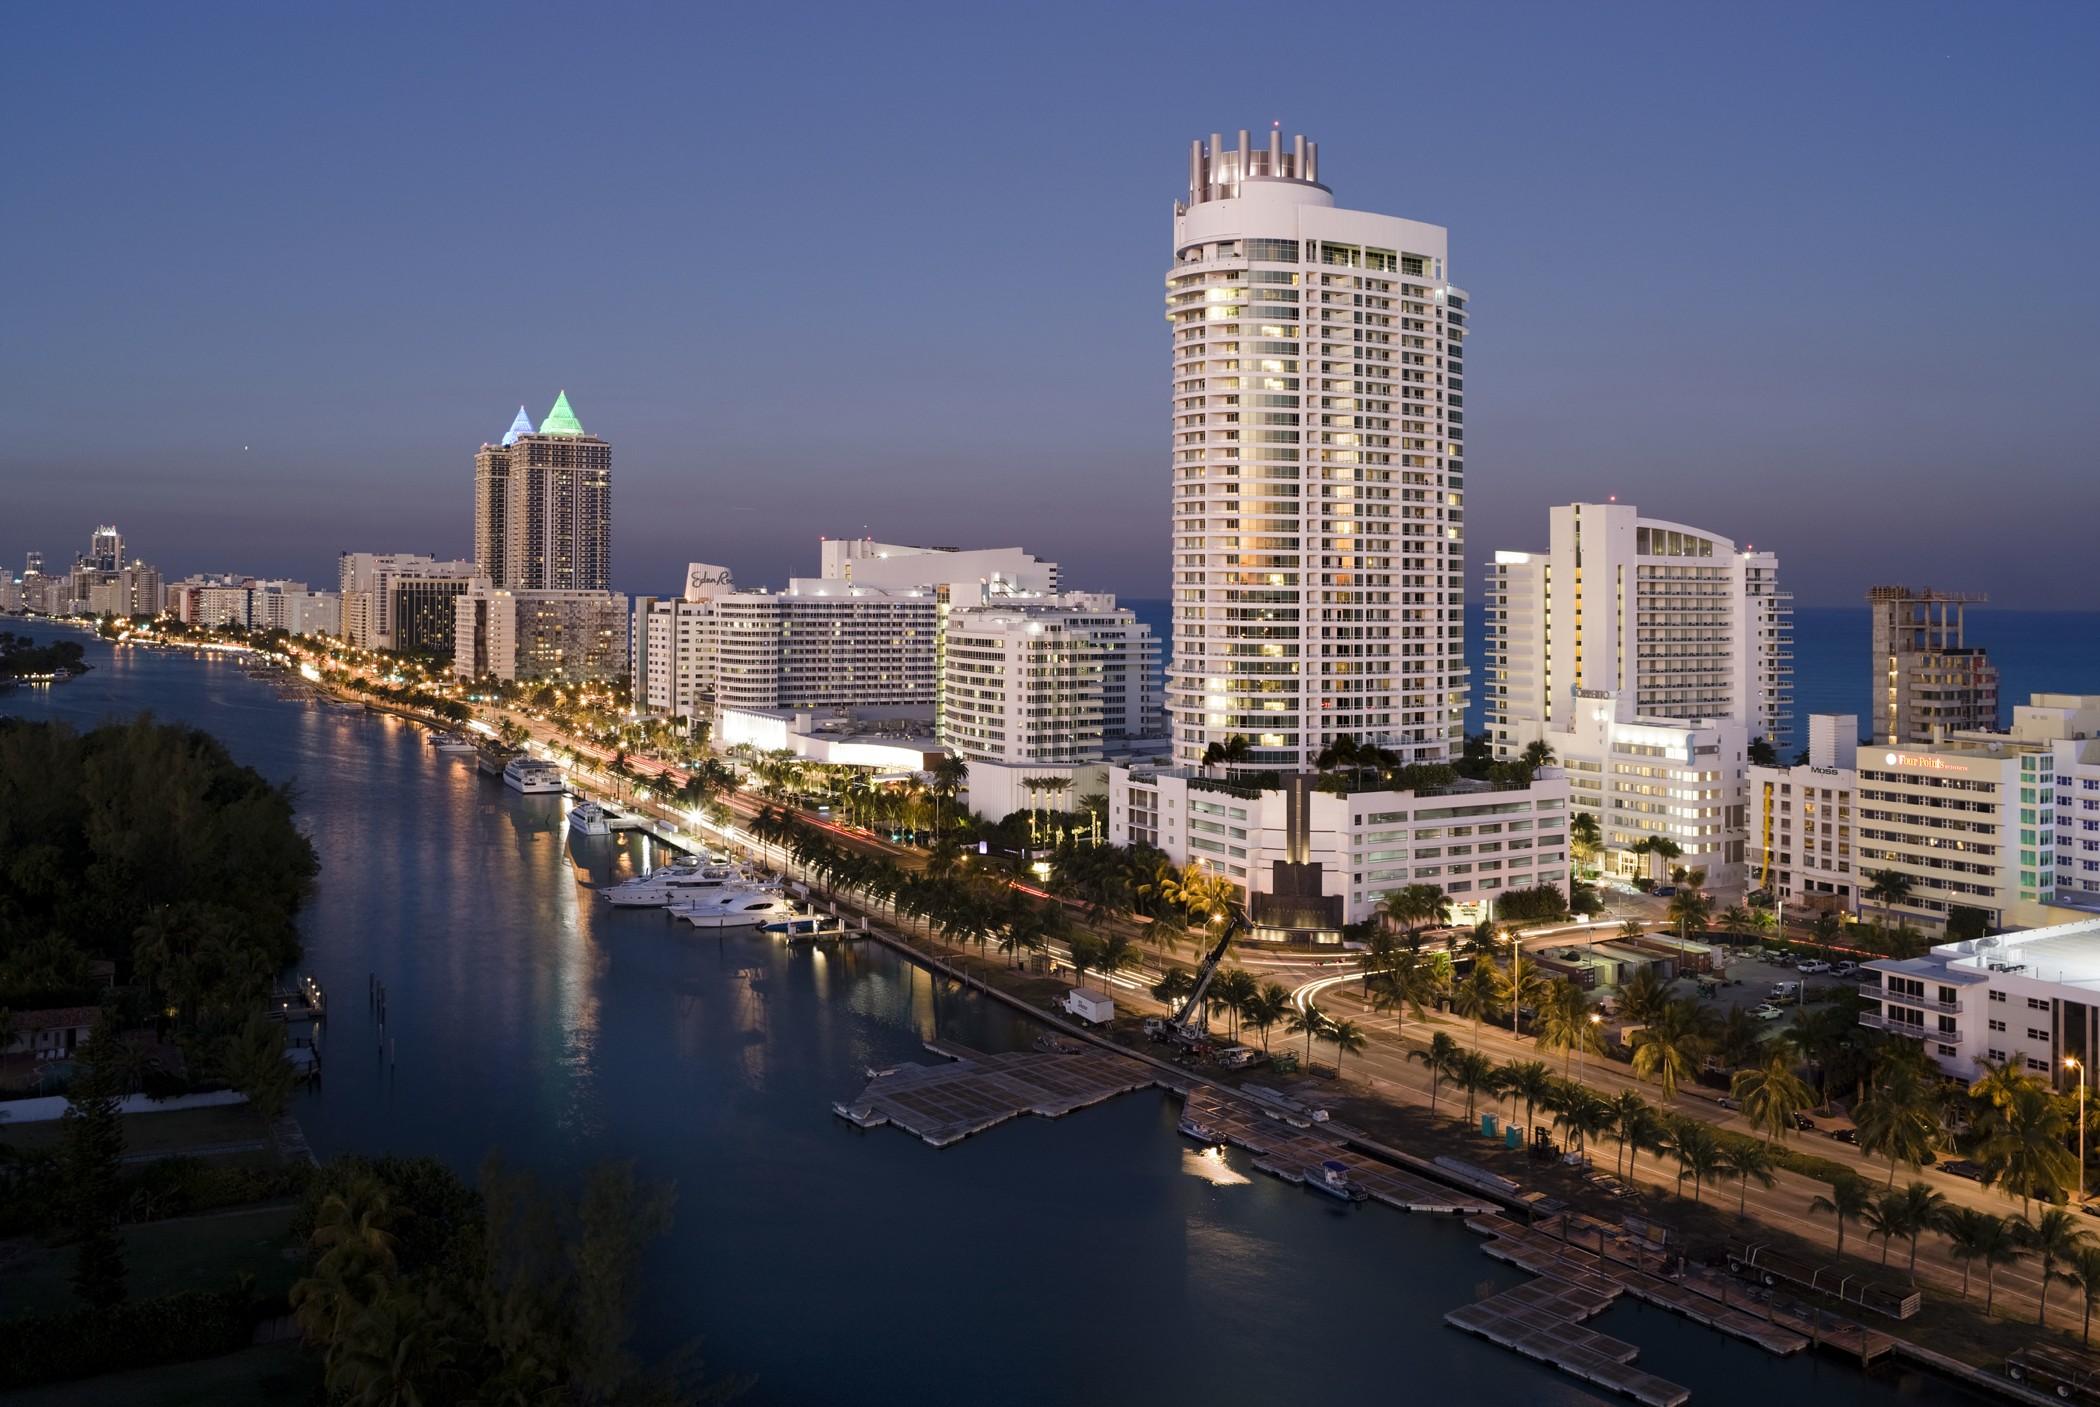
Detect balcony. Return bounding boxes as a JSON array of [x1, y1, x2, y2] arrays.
[[1857, 1011, 1929, 1037]]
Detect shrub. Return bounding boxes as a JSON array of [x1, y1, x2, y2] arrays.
[[0, 1289, 257, 1389]]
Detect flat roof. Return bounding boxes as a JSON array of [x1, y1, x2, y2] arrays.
[[1939, 916, 2100, 992], [1863, 956, 1991, 986]]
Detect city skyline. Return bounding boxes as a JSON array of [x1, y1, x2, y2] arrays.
[[5, 4, 2097, 609]]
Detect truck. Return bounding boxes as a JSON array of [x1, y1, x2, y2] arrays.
[[1060, 989, 1115, 1026]]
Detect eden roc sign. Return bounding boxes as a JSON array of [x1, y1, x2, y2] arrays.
[[684, 563, 733, 603]]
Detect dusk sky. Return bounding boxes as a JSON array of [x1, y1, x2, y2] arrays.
[[6, 2, 2095, 607]]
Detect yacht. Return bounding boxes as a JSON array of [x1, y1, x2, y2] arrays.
[[762, 913, 849, 942], [431, 732, 478, 753], [568, 802, 614, 836], [600, 863, 750, 908], [676, 890, 804, 930], [502, 757, 564, 794]]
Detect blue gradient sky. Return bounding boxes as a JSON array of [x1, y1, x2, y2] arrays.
[[5, 2, 2095, 607]]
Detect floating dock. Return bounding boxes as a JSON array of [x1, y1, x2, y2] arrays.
[[834, 1040, 1160, 1147], [1180, 1087, 1492, 1214]]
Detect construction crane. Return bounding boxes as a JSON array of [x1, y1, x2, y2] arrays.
[[1170, 912, 1245, 1039]]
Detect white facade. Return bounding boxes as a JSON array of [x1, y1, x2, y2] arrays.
[[1546, 694, 1749, 886], [1110, 766, 1568, 926], [819, 538, 1056, 596], [1166, 130, 1466, 774], [716, 705, 943, 773], [1486, 503, 1791, 748], [713, 585, 936, 713], [454, 586, 630, 683], [939, 594, 1160, 765], [1862, 917, 2100, 1085], [338, 552, 476, 649]]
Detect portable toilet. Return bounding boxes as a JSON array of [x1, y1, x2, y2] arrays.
[[1481, 1112, 1500, 1138], [1505, 1123, 1522, 1149]]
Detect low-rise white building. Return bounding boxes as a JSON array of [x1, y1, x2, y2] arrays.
[[1548, 692, 1748, 887], [716, 706, 944, 773], [1109, 767, 1569, 933], [1862, 917, 2100, 1085], [939, 594, 1159, 765]]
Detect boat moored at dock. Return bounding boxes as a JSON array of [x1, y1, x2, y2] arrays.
[[761, 913, 850, 942], [502, 756, 565, 794], [1309, 1159, 1369, 1202], [675, 891, 804, 929]]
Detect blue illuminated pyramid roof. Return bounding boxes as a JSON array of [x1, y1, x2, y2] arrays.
[[500, 406, 533, 447]]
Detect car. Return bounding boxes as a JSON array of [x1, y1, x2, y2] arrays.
[[1829, 1127, 1860, 1145], [2084, 1203, 2100, 1220], [1831, 961, 1860, 978], [1797, 959, 1831, 974], [1748, 1003, 1785, 1021], [1715, 1095, 1740, 1111], [1792, 1112, 1818, 1132], [1938, 1158, 1984, 1181]]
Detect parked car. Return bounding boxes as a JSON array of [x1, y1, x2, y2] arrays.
[[1831, 961, 1860, 978], [1748, 1003, 1785, 1021], [1939, 1158, 1985, 1181], [1792, 1112, 1818, 1132], [1716, 1095, 1741, 1111], [1797, 959, 1831, 974], [1829, 1127, 1859, 1145], [1768, 981, 1801, 1001]]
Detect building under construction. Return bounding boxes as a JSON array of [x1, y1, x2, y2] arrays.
[[1866, 585, 1998, 745]]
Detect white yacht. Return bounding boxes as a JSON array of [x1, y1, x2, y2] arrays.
[[568, 802, 614, 836], [502, 757, 564, 794], [431, 732, 478, 753], [600, 862, 751, 908], [680, 892, 806, 930]]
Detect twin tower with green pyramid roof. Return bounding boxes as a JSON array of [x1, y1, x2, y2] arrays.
[[473, 391, 611, 592]]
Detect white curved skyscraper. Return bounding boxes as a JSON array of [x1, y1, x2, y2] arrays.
[[1167, 129, 1467, 774]]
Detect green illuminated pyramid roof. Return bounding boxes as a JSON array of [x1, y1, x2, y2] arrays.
[[539, 390, 584, 437]]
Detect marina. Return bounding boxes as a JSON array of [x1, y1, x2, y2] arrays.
[[835, 1039, 1162, 1147]]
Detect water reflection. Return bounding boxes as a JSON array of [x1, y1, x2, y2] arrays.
[[1181, 1145, 1250, 1187]]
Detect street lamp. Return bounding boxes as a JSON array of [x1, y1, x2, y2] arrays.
[[1580, 1011, 1601, 1082], [2069, 1056, 2088, 1203]]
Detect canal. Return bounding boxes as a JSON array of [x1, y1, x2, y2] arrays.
[[2, 622, 1981, 1405]]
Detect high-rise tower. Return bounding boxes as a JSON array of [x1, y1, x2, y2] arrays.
[[473, 393, 611, 592], [1167, 129, 1466, 774], [88, 525, 123, 572]]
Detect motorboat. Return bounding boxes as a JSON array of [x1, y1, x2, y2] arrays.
[[761, 913, 849, 942], [502, 756, 565, 794], [568, 802, 614, 836], [1178, 1118, 1226, 1147], [1308, 1159, 1368, 1202], [676, 891, 805, 930], [430, 732, 478, 753]]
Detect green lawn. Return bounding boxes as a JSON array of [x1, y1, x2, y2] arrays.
[[0, 1341, 317, 1407], [1, 1203, 301, 1321], [0, 1102, 271, 1160]]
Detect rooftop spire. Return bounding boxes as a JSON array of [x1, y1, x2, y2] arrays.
[[539, 390, 584, 437], [500, 405, 533, 446]]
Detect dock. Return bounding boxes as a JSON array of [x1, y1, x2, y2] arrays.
[[834, 1040, 1161, 1147], [1446, 1278, 1688, 1407], [1179, 1087, 1492, 1214]]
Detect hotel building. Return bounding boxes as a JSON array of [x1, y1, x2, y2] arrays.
[[338, 552, 477, 650], [454, 585, 630, 683]]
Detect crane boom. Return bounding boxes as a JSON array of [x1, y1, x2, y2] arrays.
[[1172, 919, 1241, 1032]]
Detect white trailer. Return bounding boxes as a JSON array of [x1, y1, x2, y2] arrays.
[[1060, 989, 1115, 1026]]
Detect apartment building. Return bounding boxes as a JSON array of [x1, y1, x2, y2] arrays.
[[1860, 918, 2100, 1085], [473, 393, 612, 593], [1867, 585, 1998, 745], [338, 553, 477, 650], [454, 585, 630, 683], [939, 594, 1159, 765]]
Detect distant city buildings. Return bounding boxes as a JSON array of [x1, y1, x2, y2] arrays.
[[473, 393, 611, 592], [1484, 502, 1792, 888], [166, 575, 337, 635], [1867, 585, 1998, 745], [87, 525, 123, 572]]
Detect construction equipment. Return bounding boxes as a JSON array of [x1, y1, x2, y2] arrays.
[[1170, 914, 1244, 1038]]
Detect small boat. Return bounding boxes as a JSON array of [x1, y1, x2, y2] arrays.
[[431, 732, 478, 753], [1308, 1159, 1368, 1202], [762, 913, 848, 941], [568, 802, 614, 836], [1177, 1118, 1225, 1146], [502, 756, 564, 794]]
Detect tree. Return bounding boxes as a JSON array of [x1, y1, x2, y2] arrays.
[[1569, 812, 1602, 871], [1617, 967, 1671, 1025], [225, 1009, 296, 1119], [1863, 868, 1913, 928], [1887, 1181, 1947, 1283], [1287, 1003, 1330, 1067], [1538, 980, 1603, 1078], [1211, 967, 1259, 1042], [1521, 739, 1556, 771], [1939, 1207, 2019, 1306], [1978, 1081, 2079, 1214], [1862, 1191, 1907, 1267], [1200, 733, 1251, 776], [1244, 983, 1291, 1052], [1809, 1176, 1873, 1260], [2067, 1246, 2100, 1345], [1501, 1060, 1557, 1136], [1452, 1050, 1498, 1123], [1452, 962, 1501, 1049], [1669, 1119, 1726, 1202], [1498, 951, 1545, 1039], [1410, 1032, 1462, 1115], [1629, 999, 1714, 1099], [1748, 736, 1779, 767], [1379, 883, 1450, 939], [1611, 1090, 1667, 1183], [61, 1016, 128, 1308], [1853, 1050, 1940, 1185], [1729, 1140, 1778, 1217], [1551, 1084, 1616, 1160], [2019, 1208, 2094, 1328], [1326, 1019, 1368, 1080]]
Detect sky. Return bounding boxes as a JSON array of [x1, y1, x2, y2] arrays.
[[4, 1, 2096, 608]]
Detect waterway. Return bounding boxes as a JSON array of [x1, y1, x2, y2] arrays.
[[2, 621, 1981, 1406]]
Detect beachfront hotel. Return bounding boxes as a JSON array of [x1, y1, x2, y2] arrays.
[[1482, 502, 1792, 889], [1163, 128, 1466, 775], [1111, 129, 1568, 931]]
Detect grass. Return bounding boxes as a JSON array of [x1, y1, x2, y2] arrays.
[[0, 1341, 317, 1407], [0, 1103, 272, 1161], [0, 1204, 300, 1322]]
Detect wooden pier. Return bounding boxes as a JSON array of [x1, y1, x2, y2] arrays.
[[1179, 1087, 1492, 1214], [834, 1041, 1161, 1147], [1446, 1278, 1688, 1407]]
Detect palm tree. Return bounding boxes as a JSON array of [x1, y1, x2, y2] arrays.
[[1093, 932, 1138, 994], [1521, 738, 1556, 771], [1569, 812, 1602, 872], [1669, 1120, 1726, 1202], [1552, 1085, 1617, 1161], [1938, 1206, 2014, 1302], [1809, 1176, 1873, 1260], [1211, 967, 1259, 1041], [1410, 1031, 1463, 1115], [1611, 1090, 1666, 1183], [2019, 1208, 2094, 1328], [1452, 962, 1500, 1049], [1326, 1019, 1368, 1081], [1729, 1140, 1778, 1217], [1452, 1049, 1499, 1124], [1666, 886, 1712, 954], [1200, 733, 1251, 776], [1886, 1181, 1947, 1283], [1499, 950, 1545, 1039], [1863, 867, 1913, 928], [2067, 1246, 2100, 1345], [1379, 882, 1450, 939], [1501, 1060, 1557, 1136], [1287, 1003, 1330, 1067], [1617, 967, 1671, 1025], [1630, 999, 1714, 1099], [1151, 967, 1195, 1013], [1538, 980, 1603, 1077], [1732, 1054, 1815, 1147], [1979, 1081, 2079, 1215], [1854, 1052, 1941, 1186], [1245, 983, 1291, 1052], [1862, 1191, 1907, 1267]]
